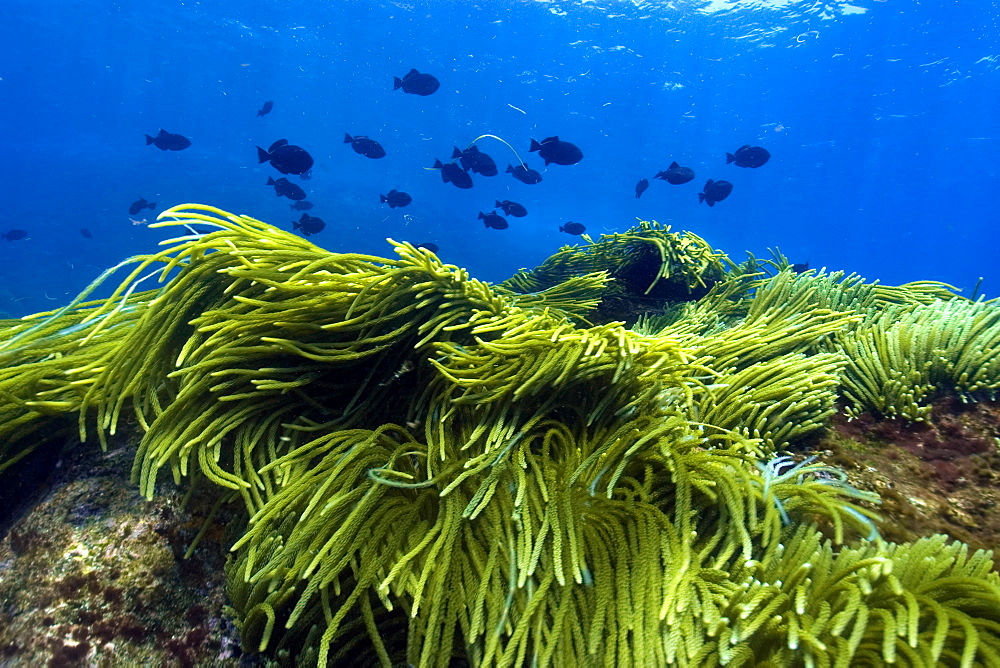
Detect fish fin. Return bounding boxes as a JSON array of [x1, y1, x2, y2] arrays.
[[699, 193, 705, 203], [726, 153, 735, 164], [738, 144, 751, 152], [707, 200, 715, 207], [542, 136, 559, 143], [543, 157, 551, 166], [269, 139, 288, 151], [157, 129, 168, 136], [344, 134, 353, 143], [635, 192, 642, 199], [529, 139, 541, 152], [256, 146, 270, 163], [393, 77, 403, 90], [706, 179, 714, 187], [145, 135, 155, 145], [407, 68, 419, 77], [670, 161, 680, 168]]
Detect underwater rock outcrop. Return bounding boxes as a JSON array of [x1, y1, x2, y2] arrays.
[[1, 204, 1000, 666]]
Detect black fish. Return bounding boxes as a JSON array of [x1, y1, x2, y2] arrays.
[[654, 161, 695, 185], [559, 222, 586, 235], [344, 133, 386, 159], [145, 129, 191, 151], [393, 68, 440, 96], [129, 197, 156, 215], [267, 176, 307, 200], [433, 159, 473, 189], [635, 178, 649, 199], [727, 145, 770, 168], [257, 100, 273, 117], [416, 242, 439, 254], [2, 229, 27, 241], [479, 211, 509, 230], [380, 190, 412, 208], [495, 200, 527, 217], [506, 163, 542, 185], [257, 139, 314, 175], [698, 179, 733, 207], [529, 136, 583, 166], [290, 200, 314, 211], [452, 145, 498, 176], [792, 262, 810, 274], [293, 213, 326, 237], [80, 228, 93, 239]]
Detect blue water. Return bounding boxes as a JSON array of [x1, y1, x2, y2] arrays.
[[3, 0, 998, 316]]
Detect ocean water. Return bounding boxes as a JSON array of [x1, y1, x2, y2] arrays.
[[2, 0, 998, 317]]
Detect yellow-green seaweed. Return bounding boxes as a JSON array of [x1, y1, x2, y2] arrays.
[[0, 204, 998, 667]]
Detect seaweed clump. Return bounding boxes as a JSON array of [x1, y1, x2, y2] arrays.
[[0, 204, 999, 666], [499, 220, 729, 324]]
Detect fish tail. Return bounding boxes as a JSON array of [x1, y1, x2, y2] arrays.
[[344, 133, 353, 143], [699, 193, 705, 204], [393, 77, 403, 90], [452, 147, 463, 159], [256, 147, 269, 163], [380, 194, 387, 203], [267, 177, 276, 185], [148, 202, 156, 209], [495, 200, 502, 208], [726, 153, 735, 164], [145, 135, 155, 145], [529, 139, 542, 152], [433, 159, 444, 169]]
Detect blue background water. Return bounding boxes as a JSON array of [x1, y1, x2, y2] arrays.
[[2, 0, 998, 316]]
